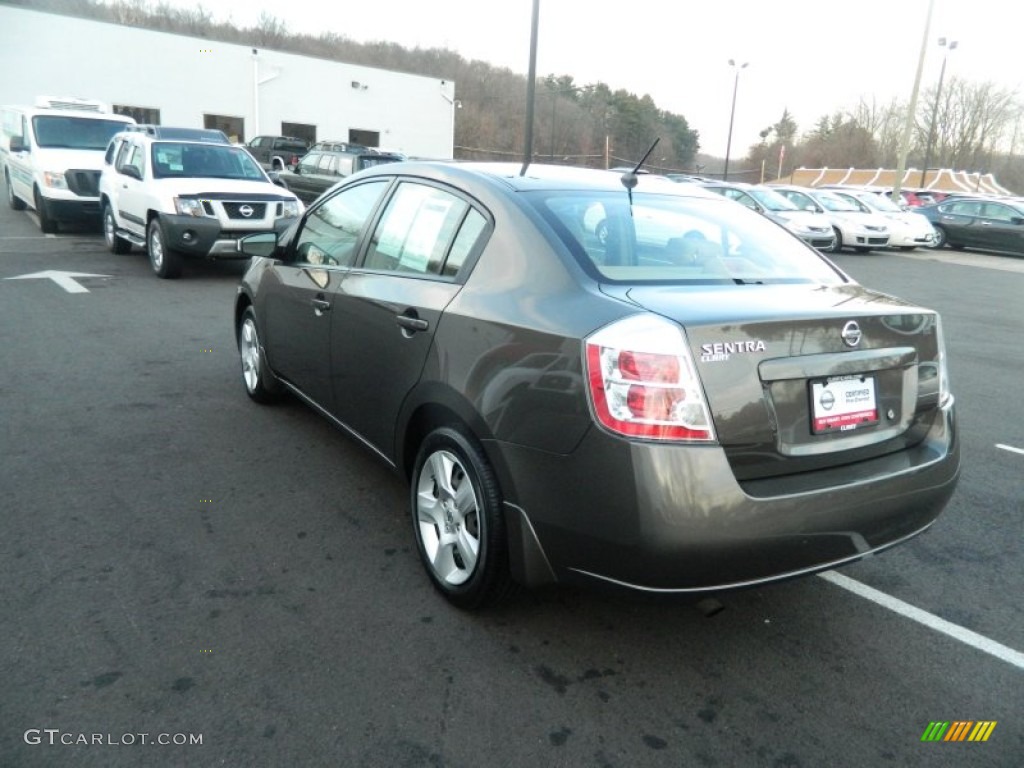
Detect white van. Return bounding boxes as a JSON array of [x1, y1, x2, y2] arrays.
[[1, 97, 135, 233]]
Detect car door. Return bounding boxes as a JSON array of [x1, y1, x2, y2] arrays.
[[328, 180, 491, 457], [260, 178, 391, 411], [287, 152, 322, 203], [973, 202, 1024, 254], [934, 200, 983, 246], [112, 138, 148, 237], [313, 153, 342, 197]]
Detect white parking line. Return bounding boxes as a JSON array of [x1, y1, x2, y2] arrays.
[[996, 443, 1024, 456], [819, 571, 1024, 670]]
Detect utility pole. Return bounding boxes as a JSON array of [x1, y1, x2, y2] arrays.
[[892, 0, 935, 204]]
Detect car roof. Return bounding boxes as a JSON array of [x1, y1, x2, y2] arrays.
[[362, 162, 723, 198]]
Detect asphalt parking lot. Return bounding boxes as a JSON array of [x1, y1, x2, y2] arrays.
[[1, 202, 1021, 767]]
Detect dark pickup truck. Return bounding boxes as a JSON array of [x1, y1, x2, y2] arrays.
[[244, 136, 309, 171]]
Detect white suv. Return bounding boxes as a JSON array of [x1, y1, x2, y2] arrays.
[[98, 130, 303, 278]]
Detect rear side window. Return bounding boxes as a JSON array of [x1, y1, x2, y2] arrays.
[[363, 182, 485, 278]]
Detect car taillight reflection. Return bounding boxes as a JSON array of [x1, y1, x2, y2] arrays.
[[585, 315, 715, 442]]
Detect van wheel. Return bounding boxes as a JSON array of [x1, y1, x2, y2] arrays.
[[5, 171, 25, 210], [147, 217, 182, 279], [34, 188, 57, 233]]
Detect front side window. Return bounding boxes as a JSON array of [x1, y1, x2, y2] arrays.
[[293, 180, 388, 267], [297, 153, 320, 173], [947, 201, 982, 217], [533, 191, 846, 285]]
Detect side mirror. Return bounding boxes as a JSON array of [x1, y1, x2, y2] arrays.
[[1011, 217, 1024, 226], [122, 166, 142, 181], [10, 135, 26, 152], [238, 232, 280, 258]]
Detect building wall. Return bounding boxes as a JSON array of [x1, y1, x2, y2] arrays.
[[0, 6, 456, 158]]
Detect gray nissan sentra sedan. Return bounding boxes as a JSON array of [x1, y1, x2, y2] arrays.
[[233, 162, 959, 609]]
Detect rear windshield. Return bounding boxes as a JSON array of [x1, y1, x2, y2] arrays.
[[151, 143, 266, 180], [32, 116, 132, 151], [529, 191, 846, 285]]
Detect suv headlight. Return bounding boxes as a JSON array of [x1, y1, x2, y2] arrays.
[[174, 197, 207, 217], [279, 200, 301, 219]]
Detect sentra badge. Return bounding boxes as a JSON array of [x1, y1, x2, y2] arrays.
[[700, 340, 766, 363]]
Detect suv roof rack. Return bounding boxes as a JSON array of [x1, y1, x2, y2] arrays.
[[123, 125, 230, 143]]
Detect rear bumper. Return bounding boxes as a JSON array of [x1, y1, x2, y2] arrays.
[[489, 398, 958, 592]]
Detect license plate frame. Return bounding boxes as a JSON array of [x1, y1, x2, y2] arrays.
[[809, 374, 879, 434]]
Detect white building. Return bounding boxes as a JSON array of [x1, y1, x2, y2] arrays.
[[0, 5, 456, 157]]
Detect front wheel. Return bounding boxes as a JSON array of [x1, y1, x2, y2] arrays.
[[147, 217, 182, 278], [6, 171, 25, 210], [827, 227, 843, 253], [103, 204, 131, 254], [237, 306, 281, 403], [411, 427, 512, 609], [34, 188, 57, 234]]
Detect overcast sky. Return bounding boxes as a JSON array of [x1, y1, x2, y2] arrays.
[[165, 0, 1020, 157]]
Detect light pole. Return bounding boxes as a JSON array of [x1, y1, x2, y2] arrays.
[[723, 59, 748, 181], [919, 38, 958, 189]]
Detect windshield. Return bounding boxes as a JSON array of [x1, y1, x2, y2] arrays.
[[747, 186, 799, 212], [531, 191, 846, 285], [857, 192, 902, 212], [151, 142, 267, 180], [814, 190, 862, 212], [32, 115, 133, 150]]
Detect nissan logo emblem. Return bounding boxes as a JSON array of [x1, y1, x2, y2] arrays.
[[239, 205, 255, 218], [819, 389, 835, 410], [841, 320, 862, 348]]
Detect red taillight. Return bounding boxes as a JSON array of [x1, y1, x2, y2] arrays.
[[585, 315, 715, 442], [619, 350, 680, 383]]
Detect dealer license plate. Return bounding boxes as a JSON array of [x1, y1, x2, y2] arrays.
[[810, 375, 879, 434]]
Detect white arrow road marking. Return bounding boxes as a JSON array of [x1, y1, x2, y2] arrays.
[[996, 443, 1024, 456], [5, 270, 110, 294]]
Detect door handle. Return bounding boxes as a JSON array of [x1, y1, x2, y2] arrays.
[[395, 314, 428, 332], [311, 297, 331, 315]]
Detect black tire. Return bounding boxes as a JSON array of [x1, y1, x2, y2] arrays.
[[147, 217, 182, 278], [827, 227, 843, 254], [855, 247, 872, 253], [5, 171, 25, 210], [898, 246, 916, 252], [237, 306, 282, 403], [410, 427, 512, 610], [34, 187, 57, 234], [930, 225, 947, 249], [103, 203, 131, 254]]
